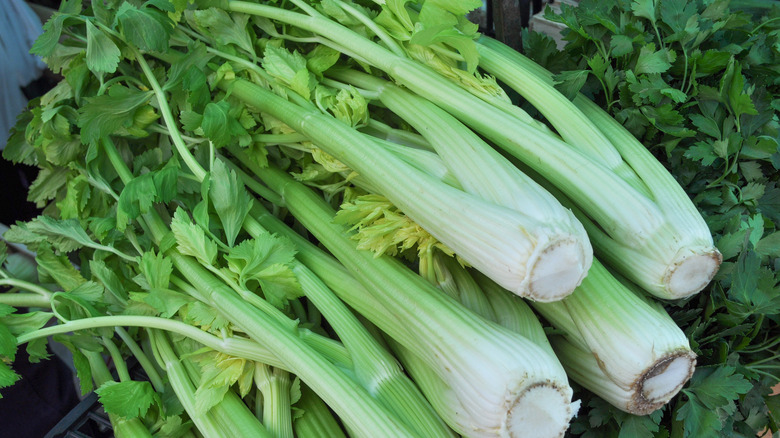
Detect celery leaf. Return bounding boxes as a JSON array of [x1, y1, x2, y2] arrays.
[[85, 20, 121, 74], [139, 251, 173, 290], [209, 159, 252, 247], [77, 86, 154, 144], [187, 8, 254, 54], [170, 208, 218, 266], [201, 101, 250, 147], [0, 324, 17, 360], [0, 362, 21, 393], [96, 380, 160, 418], [34, 243, 86, 291], [115, 2, 173, 53], [224, 235, 302, 308]]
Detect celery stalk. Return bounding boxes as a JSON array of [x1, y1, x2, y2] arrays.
[[474, 36, 722, 299], [247, 164, 577, 438]]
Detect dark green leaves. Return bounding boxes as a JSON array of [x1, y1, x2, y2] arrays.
[[533, 1, 779, 436], [186, 8, 254, 54], [721, 58, 758, 120], [677, 366, 754, 437], [201, 101, 251, 147], [633, 44, 673, 75], [77, 86, 154, 144], [116, 163, 179, 231], [85, 21, 121, 74], [115, 2, 174, 53]]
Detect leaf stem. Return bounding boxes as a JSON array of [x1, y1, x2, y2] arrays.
[[102, 334, 132, 382], [130, 48, 208, 181], [0, 292, 52, 308], [16, 314, 288, 369], [0, 278, 54, 299], [114, 327, 165, 392]]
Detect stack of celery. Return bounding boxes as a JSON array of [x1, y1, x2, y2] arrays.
[[0, 0, 721, 437]]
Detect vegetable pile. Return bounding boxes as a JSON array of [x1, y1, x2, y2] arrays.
[[523, 0, 780, 435], [0, 0, 775, 437]]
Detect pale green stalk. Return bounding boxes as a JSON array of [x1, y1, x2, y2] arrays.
[[293, 383, 348, 438], [226, 1, 717, 300], [115, 327, 165, 392], [331, 68, 592, 300], [254, 364, 294, 438], [0, 291, 52, 308], [244, 164, 577, 438], [169, 337, 273, 438], [222, 76, 584, 301], [474, 36, 721, 299], [0, 278, 53, 299], [149, 330, 231, 438], [531, 261, 696, 415]]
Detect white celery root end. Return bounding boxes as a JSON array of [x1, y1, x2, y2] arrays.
[[506, 383, 578, 438], [527, 239, 591, 302], [664, 249, 722, 299], [631, 351, 697, 415]]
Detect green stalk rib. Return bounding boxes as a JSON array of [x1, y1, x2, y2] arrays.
[[330, 69, 592, 300], [531, 261, 696, 415], [169, 338, 273, 438], [149, 330, 231, 438], [254, 364, 295, 438]]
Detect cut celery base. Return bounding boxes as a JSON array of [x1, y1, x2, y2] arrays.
[[507, 383, 579, 438], [664, 251, 723, 298], [527, 238, 589, 302]]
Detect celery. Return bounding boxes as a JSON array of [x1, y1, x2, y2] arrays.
[[247, 164, 577, 437], [475, 36, 722, 299]]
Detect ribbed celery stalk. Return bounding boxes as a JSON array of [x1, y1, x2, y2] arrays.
[[530, 261, 696, 415], [331, 69, 592, 301], [293, 383, 348, 438], [424, 227, 695, 414], [246, 164, 577, 438], [148, 330, 227, 438], [228, 147, 456, 438], [222, 76, 585, 301], [385, 252, 576, 438], [168, 338, 273, 438], [475, 36, 721, 299], [255, 364, 294, 438], [426, 252, 496, 321]]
